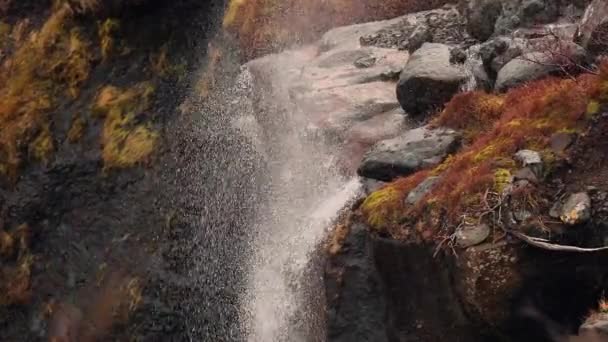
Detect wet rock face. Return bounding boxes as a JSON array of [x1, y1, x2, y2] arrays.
[[396, 43, 468, 116], [325, 223, 482, 342], [325, 223, 389, 342], [244, 15, 417, 174]]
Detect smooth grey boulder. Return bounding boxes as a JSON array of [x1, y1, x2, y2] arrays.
[[357, 126, 460, 182], [396, 43, 468, 116], [495, 52, 555, 91], [495, 44, 586, 91]]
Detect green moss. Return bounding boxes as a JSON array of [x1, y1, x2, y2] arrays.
[[494, 168, 512, 193], [587, 100, 600, 117], [361, 186, 400, 230]]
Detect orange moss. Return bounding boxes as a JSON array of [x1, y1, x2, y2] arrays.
[[364, 72, 603, 237], [432, 91, 505, 141], [0, 6, 93, 181]]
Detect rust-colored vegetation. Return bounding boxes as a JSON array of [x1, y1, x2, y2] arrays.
[[93, 82, 158, 169], [0, 224, 34, 307], [0, 6, 93, 182], [362, 68, 607, 238], [223, 0, 453, 59], [47, 271, 143, 341]]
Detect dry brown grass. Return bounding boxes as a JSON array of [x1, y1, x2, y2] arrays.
[[223, 0, 453, 59], [362, 68, 606, 237]]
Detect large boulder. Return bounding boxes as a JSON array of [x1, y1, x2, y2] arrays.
[[576, 0, 608, 56], [494, 43, 586, 91], [357, 126, 461, 182], [396, 43, 468, 116]]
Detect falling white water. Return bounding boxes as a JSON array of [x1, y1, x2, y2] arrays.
[[230, 60, 363, 340], [244, 178, 360, 342]]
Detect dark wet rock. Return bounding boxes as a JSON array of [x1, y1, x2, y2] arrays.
[[560, 192, 592, 225], [325, 223, 389, 342], [450, 47, 468, 64], [362, 178, 387, 195], [325, 223, 480, 342], [513, 167, 539, 183], [550, 132, 575, 154], [406, 176, 441, 205], [576, 0, 608, 56], [470, 58, 494, 91], [461, 0, 503, 41], [405, 25, 433, 53], [358, 126, 461, 182], [479, 37, 522, 79], [396, 43, 468, 116], [456, 224, 491, 248]]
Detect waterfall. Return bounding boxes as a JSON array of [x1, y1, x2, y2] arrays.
[[226, 60, 362, 340]]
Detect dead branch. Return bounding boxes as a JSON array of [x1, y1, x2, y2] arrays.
[[505, 228, 608, 253]]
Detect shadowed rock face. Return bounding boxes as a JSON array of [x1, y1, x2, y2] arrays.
[[325, 223, 483, 342]]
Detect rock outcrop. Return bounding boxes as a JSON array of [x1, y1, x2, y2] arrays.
[[357, 126, 460, 182], [396, 43, 468, 116]]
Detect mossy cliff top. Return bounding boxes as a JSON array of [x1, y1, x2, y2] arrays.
[[361, 65, 608, 240]]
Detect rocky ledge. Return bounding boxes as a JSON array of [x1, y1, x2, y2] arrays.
[[232, 0, 608, 341]]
